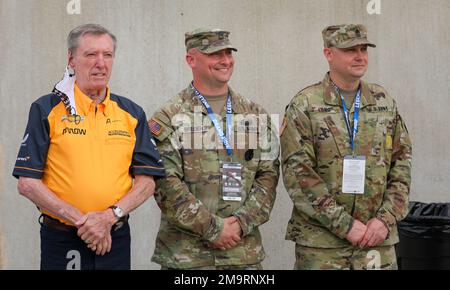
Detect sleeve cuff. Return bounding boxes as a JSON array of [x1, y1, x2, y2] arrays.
[[202, 215, 224, 242], [233, 213, 251, 237], [12, 167, 44, 179], [376, 208, 396, 234], [345, 218, 355, 235], [332, 214, 354, 239], [130, 166, 166, 177]]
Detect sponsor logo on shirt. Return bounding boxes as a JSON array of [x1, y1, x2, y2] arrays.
[[62, 127, 87, 135], [106, 118, 121, 124], [62, 115, 85, 125], [108, 130, 131, 137], [21, 133, 29, 146], [17, 156, 31, 162]]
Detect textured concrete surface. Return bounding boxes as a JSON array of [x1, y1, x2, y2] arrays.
[[0, 0, 448, 269]]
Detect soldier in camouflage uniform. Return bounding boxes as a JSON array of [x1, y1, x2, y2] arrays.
[[281, 24, 412, 269], [149, 28, 280, 269]]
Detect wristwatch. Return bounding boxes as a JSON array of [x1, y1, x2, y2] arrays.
[[109, 205, 124, 220]]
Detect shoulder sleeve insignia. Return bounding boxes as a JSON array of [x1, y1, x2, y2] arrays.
[[149, 118, 163, 136]]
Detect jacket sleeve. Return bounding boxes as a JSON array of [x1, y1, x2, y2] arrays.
[[13, 102, 50, 179], [233, 114, 280, 237], [281, 96, 354, 239], [150, 112, 224, 242], [376, 102, 412, 233], [130, 108, 166, 177]]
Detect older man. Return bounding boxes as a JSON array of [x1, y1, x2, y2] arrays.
[[149, 28, 280, 269], [281, 24, 412, 269], [13, 24, 165, 270]]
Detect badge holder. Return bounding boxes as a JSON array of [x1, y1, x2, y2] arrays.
[[221, 159, 242, 201], [342, 155, 366, 194]]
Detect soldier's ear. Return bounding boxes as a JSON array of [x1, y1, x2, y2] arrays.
[[323, 48, 333, 62], [186, 49, 196, 68]]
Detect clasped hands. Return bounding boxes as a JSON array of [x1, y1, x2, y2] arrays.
[[209, 216, 242, 251], [346, 218, 389, 248], [75, 210, 116, 256]]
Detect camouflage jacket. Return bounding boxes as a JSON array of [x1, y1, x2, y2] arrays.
[[150, 85, 280, 268], [281, 73, 412, 248]]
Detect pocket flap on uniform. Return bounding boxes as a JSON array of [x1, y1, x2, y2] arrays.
[[324, 115, 348, 157]]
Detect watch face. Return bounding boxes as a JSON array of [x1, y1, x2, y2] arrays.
[[114, 207, 124, 218]]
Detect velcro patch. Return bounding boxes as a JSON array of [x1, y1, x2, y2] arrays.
[[149, 118, 163, 136], [385, 135, 392, 150]]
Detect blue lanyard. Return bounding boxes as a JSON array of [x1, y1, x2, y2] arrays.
[[334, 84, 361, 152], [191, 84, 233, 156]]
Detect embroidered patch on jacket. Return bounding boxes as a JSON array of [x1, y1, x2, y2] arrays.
[[149, 119, 163, 136], [385, 135, 392, 149]]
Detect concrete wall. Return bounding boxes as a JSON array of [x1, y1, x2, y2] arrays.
[[0, 0, 448, 269]]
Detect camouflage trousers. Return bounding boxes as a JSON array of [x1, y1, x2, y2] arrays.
[[161, 263, 262, 270], [294, 244, 398, 270]]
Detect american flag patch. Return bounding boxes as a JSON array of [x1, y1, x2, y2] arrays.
[[149, 119, 162, 136]]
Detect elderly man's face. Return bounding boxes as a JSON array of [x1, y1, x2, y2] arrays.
[[69, 34, 114, 94]]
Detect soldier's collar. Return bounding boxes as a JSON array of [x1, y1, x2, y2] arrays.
[[323, 73, 376, 109], [188, 85, 245, 114]]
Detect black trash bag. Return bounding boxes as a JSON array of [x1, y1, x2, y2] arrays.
[[399, 202, 450, 239], [396, 201, 450, 270]]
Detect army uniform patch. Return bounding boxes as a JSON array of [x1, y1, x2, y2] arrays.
[[385, 135, 392, 149], [149, 118, 163, 136]]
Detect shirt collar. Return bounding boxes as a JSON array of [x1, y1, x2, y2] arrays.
[[74, 83, 111, 115], [187, 84, 245, 114], [322, 72, 375, 110]]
